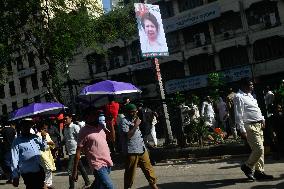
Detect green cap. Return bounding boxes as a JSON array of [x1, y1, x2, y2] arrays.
[[125, 103, 137, 111]]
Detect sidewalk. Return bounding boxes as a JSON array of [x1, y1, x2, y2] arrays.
[[150, 140, 250, 161], [149, 139, 251, 161]]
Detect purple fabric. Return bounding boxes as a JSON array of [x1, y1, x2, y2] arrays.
[[10, 102, 65, 121], [80, 80, 141, 95]]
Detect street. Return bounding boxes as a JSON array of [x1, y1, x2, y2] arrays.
[[1, 156, 284, 189]]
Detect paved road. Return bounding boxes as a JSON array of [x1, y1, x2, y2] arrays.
[[1, 157, 284, 189]]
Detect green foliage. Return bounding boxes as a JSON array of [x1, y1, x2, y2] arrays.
[[0, 0, 137, 100], [208, 72, 224, 101], [185, 117, 209, 147], [170, 92, 185, 107]]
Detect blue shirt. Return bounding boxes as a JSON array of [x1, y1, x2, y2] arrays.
[[11, 134, 47, 178]]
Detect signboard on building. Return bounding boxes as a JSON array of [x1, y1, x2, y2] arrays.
[[134, 3, 169, 57], [165, 66, 252, 94], [164, 3, 221, 33]]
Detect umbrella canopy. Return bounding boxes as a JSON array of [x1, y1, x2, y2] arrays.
[[80, 80, 141, 95], [78, 80, 141, 107], [9, 102, 65, 121]]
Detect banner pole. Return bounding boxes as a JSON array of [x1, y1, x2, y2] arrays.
[[152, 57, 174, 144], [141, 0, 174, 144]]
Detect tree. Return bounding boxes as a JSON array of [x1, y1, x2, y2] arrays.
[[208, 72, 224, 101], [0, 0, 137, 102]]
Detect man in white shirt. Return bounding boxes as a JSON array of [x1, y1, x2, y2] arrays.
[[201, 96, 215, 129], [234, 78, 273, 181], [63, 113, 90, 189], [264, 86, 274, 117]]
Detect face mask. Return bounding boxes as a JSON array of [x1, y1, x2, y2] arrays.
[[98, 115, 107, 129]]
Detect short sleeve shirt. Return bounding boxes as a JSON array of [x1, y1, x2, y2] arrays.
[[63, 123, 80, 155], [120, 116, 145, 154], [78, 125, 113, 170]]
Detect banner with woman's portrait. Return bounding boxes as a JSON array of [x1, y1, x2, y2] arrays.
[[134, 3, 169, 57]]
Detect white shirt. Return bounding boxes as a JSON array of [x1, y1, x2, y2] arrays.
[[264, 91, 274, 108], [201, 101, 215, 118], [63, 122, 80, 155], [234, 90, 264, 133], [216, 98, 227, 122]]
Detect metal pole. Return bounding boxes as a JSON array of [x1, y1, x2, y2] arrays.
[[153, 58, 174, 143], [143, 0, 173, 143]]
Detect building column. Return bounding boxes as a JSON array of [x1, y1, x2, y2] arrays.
[[239, 0, 255, 78]]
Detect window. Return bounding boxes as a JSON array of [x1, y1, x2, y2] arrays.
[[188, 54, 215, 75], [2, 104, 7, 115], [182, 23, 211, 46], [0, 85, 5, 99], [16, 57, 23, 71], [253, 36, 284, 62], [41, 71, 48, 87], [31, 74, 39, 90], [23, 99, 29, 106], [219, 46, 249, 69], [12, 101, 18, 111], [212, 11, 242, 35], [246, 1, 280, 27], [160, 61, 185, 82], [134, 69, 156, 85], [166, 31, 180, 53], [19, 77, 27, 93], [155, 1, 174, 19], [178, 0, 203, 12], [39, 48, 45, 65], [7, 62, 12, 75], [34, 95, 41, 103], [9, 81, 16, 96], [28, 52, 35, 67], [86, 53, 106, 73]]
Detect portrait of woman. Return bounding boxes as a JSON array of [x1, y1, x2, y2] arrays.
[[135, 3, 168, 56]]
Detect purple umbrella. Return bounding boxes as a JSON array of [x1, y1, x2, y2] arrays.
[[78, 80, 141, 106], [9, 102, 66, 121]]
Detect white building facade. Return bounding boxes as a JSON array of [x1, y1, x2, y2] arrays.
[[80, 0, 284, 99], [0, 29, 50, 117], [55, 0, 284, 111]]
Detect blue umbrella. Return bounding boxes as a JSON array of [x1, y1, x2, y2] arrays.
[[77, 80, 141, 107], [9, 102, 66, 121]]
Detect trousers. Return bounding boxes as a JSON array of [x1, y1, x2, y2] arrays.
[[245, 122, 264, 171], [124, 151, 157, 189]]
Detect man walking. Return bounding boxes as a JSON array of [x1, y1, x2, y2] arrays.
[[11, 119, 47, 189], [104, 95, 120, 153], [0, 122, 16, 184], [234, 78, 273, 181], [63, 113, 90, 189], [119, 104, 158, 189], [72, 108, 114, 188]]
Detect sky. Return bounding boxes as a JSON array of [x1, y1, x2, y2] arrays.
[[102, 0, 112, 12]]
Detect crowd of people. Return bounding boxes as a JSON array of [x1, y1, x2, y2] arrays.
[[177, 79, 284, 148], [177, 78, 284, 181], [1, 78, 284, 188], [0, 96, 160, 189]]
